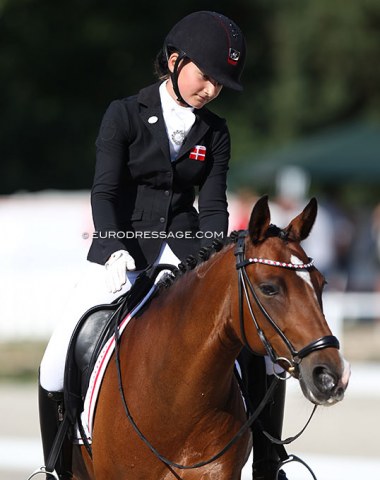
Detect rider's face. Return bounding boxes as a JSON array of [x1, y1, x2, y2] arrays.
[[166, 53, 223, 109]]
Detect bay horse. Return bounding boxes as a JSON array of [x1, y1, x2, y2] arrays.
[[72, 196, 350, 480]]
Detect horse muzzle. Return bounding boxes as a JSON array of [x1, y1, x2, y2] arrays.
[[299, 355, 351, 406]]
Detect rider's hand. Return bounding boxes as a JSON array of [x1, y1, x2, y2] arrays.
[[105, 250, 136, 293]]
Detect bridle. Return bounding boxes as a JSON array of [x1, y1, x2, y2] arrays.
[[234, 230, 340, 375]]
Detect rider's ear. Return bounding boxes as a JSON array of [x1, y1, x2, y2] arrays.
[[248, 195, 271, 244], [286, 197, 318, 241]]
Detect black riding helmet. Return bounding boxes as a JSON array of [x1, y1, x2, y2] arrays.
[[164, 11, 246, 104]]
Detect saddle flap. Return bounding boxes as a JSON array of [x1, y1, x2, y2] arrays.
[[64, 302, 122, 425], [74, 308, 116, 388]]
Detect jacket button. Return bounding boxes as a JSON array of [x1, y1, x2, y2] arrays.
[[160, 217, 165, 223], [164, 190, 170, 196]]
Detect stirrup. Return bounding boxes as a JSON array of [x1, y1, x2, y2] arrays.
[[253, 453, 318, 480], [26, 466, 60, 480], [280, 454, 317, 480]]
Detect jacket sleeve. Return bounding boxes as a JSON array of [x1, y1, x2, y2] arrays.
[[91, 100, 131, 263], [197, 119, 230, 246]]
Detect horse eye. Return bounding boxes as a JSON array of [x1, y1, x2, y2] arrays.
[[259, 283, 279, 296]]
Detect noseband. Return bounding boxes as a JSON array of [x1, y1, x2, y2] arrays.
[[234, 231, 340, 375]]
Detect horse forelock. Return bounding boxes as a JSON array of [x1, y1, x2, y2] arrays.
[[265, 224, 289, 242]]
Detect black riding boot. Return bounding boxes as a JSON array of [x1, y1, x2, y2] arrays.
[[38, 384, 72, 479], [238, 351, 289, 480]]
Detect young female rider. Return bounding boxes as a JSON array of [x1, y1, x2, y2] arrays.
[[37, 11, 287, 480]]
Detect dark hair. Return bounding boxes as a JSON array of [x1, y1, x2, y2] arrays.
[[154, 46, 177, 81]]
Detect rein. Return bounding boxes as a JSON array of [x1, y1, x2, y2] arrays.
[[114, 319, 280, 471], [112, 269, 281, 473]]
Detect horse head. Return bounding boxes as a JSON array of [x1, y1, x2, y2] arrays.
[[236, 195, 350, 406]]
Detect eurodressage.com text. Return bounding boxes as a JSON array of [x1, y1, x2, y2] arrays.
[[90, 231, 224, 240]]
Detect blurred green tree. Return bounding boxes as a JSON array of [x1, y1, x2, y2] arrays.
[[1, 0, 379, 193]]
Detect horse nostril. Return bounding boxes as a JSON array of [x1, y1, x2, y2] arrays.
[[313, 366, 336, 393], [334, 386, 345, 400]]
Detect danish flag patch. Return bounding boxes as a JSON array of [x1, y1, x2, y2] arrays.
[[189, 145, 206, 161]]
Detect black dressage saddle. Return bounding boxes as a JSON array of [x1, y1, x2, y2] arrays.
[[63, 264, 176, 430]]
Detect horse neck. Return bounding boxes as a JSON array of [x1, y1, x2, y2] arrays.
[[143, 245, 241, 402]]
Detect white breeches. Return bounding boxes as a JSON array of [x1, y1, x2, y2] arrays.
[[39, 243, 180, 391]]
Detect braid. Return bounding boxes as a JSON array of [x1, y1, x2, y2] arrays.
[[156, 237, 227, 292]]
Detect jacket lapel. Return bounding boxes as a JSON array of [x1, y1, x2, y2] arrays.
[[174, 110, 210, 163], [138, 83, 171, 160], [137, 83, 211, 163]]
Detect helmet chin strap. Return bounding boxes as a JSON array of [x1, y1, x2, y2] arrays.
[[169, 51, 192, 107]]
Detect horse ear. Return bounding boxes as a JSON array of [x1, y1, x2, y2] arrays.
[[285, 197, 318, 241], [248, 195, 271, 243]]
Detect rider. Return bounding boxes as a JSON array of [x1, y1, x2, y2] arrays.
[[37, 10, 286, 480]]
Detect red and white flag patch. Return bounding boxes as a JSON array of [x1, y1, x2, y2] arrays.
[[189, 145, 206, 161]]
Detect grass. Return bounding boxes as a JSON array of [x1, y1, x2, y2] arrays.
[[0, 341, 46, 382]]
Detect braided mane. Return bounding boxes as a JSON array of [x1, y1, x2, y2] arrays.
[[154, 222, 290, 292], [155, 233, 239, 291]]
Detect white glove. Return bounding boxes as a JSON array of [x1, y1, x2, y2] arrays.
[[105, 250, 136, 293]]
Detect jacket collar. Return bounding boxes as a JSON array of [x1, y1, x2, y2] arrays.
[[138, 82, 211, 163]]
